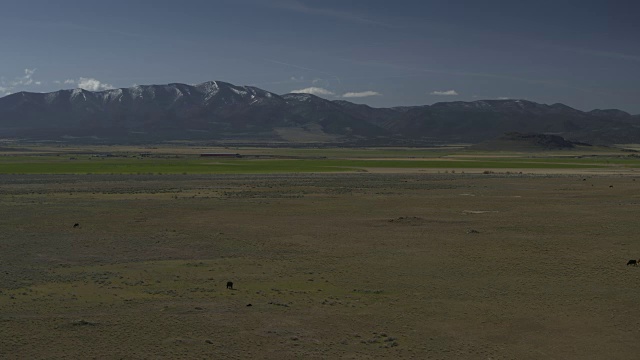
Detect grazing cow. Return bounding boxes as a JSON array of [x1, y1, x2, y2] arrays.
[[73, 223, 79, 228], [226, 281, 233, 290], [627, 259, 638, 266]]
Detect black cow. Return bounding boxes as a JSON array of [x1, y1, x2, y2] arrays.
[[627, 259, 638, 266], [226, 281, 233, 289], [73, 223, 80, 228]]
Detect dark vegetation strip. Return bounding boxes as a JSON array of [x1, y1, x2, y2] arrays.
[[0, 156, 612, 174]]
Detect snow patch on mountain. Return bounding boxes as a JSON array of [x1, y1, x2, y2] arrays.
[[196, 81, 220, 101], [71, 88, 88, 101], [44, 92, 60, 104], [283, 93, 314, 102], [129, 85, 144, 100], [101, 89, 123, 103], [230, 87, 248, 96]]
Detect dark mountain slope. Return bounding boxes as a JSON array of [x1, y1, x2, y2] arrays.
[[0, 81, 638, 144], [389, 100, 638, 144]]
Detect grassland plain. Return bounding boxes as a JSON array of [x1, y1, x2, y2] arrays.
[[1, 147, 640, 359], [1, 147, 639, 175]]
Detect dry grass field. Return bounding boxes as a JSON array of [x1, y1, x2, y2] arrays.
[[1, 147, 640, 359]]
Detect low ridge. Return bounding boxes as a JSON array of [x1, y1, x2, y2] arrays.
[[469, 132, 590, 151]]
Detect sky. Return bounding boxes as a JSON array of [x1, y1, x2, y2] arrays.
[[1, 0, 639, 113]]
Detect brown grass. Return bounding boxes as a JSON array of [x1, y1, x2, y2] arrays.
[[1, 172, 640, 359]]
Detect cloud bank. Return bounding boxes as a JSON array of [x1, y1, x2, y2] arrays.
[[77, 77, 115, 91], [342, 91, 381, 98], [290, 87, 335, 96], [430, 90, 459, 96], [290, 87, 384, 99], [0, 68, 43, 96], [0, 70, 115, 97], [11, 68, 37, 86]]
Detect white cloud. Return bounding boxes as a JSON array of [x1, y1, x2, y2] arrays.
[[342, 91, 381, 98], [0, 68, 43, 95], [430, 90, 459, 96], [496, 96, 510, 100], [22, 69, 36, 85], [9, 68, 38, 87], [64, 79, 75, 84], [290, 87, 335, 96], [77, 77, 115, 91]]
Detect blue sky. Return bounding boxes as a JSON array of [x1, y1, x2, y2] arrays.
[[1, 0, 638, 113]]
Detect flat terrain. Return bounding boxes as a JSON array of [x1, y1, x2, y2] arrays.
[[1, 146, 640, 359]]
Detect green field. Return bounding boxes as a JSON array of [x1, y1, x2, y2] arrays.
[[1, 145, 638, 174]]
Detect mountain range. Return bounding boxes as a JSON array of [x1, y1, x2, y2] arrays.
[[1, 80, 639, 145]]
